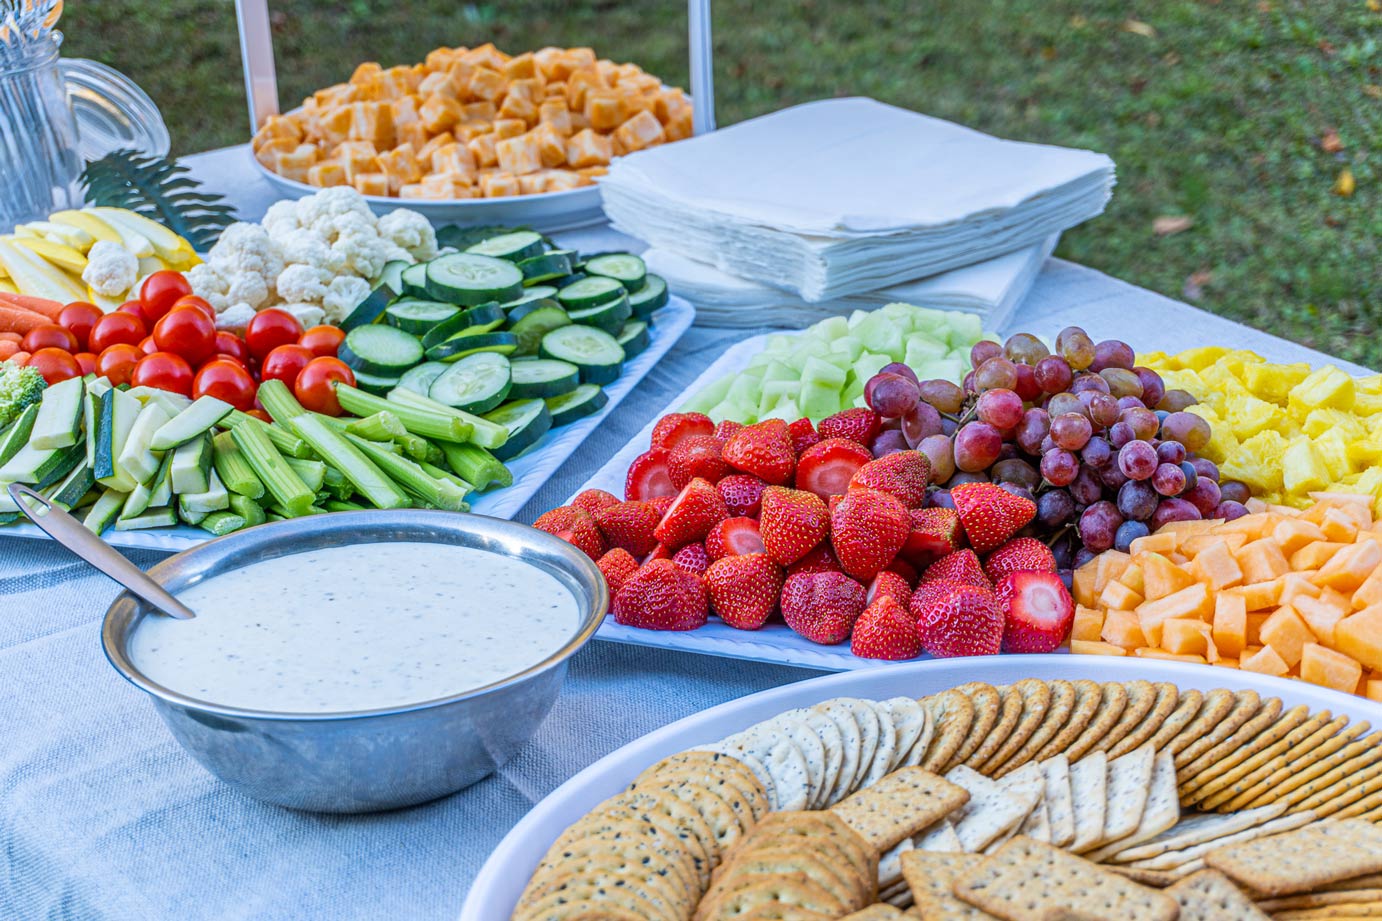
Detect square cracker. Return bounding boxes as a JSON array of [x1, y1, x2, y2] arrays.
[[1166, 869, 1272, 920], [1110, 803, 1288, 862], [1101, 743, 1155, 845], [1205, 818, 1382, 896], [829, 767, 969, 852], [1262, 890, 1382, 911], [899, 850, 997, 920], [944, 766, 1035, 853], [952, 835, 1179, 921], [1068, 752, 1108, 853], [836, 906, 904, 921], [1270, 904, 1382, 920], [1086, 750, 1180, 862], [916, 818, 964, 853], [1126, 810, 1318, 872], [1042, 754, 1076, 848]]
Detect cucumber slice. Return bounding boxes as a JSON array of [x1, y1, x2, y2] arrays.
[[628, 273, 669, 318], [150, 396, 233, 451], [396, 361, 450, 397], [428, 352, 513, 413], [556, 275, 626, 311], [568, 294, 632, 335], [378, 260, 409, 296], [340, 283, 395, 332], [616, 320, 651, 358], [545, 384, 608, 426], [465, 230, 544, 262], [352, 370, 403, 396], [584, 253, 647, 292], [419, 302, 505, 351], [482, 399, 552, 461], [504, 286, 557, 309], [30, 376, 84, 450], [554, 271, 588, 289], [425, 253, 523, 306], [508, 302, 571, 356], [517, 251, 573, 285], [509, 358, 580, 399], [539, 325, 625, 385], [401, 262, 431, 298], [340, 324, 424, 375], [385, 299, 460, 335], [426, 331, 520, 363]]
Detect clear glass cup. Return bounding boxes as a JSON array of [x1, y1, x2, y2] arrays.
[[0, 31, 85, 230]]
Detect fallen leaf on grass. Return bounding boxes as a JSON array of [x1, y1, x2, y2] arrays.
[[1122, 19, 1157, 37], [1333, 167, 1355, 197], [1320, 128, 1343, 153], [1370, 0, 1381, 11], [1153, 215, 1194, 236], [1183, 271, 1212, 301], [1365, 85, 1382, 100]]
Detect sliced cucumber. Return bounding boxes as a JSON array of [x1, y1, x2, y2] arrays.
[[556, 275, 626, 311], [379, 260, 409, 296], [517, 251, 573, 285], [340, 324, 424, 375], [401, 262, 431, 299], [352, 370, 403, 396], [504, 286, 557, 309], [554, 271, 588, 290], [30, 376, 84, 450], [584, 252, 647, 292], [419, 302, 505, 351], [150, 396, 233, 451], [384, 299, 460, 335], [568, 294, 632, 334], [465, 230, 545, 262], [428, 352, 512, 414], [508, 302, 571, 356], [426, 331, 520, 363], [539, 325, 625, 385], [509, 358, 580, 399], [425, 253, 523, 306], [628, 273, 669, 318], [616, 320, 651, 358], [396, 361, 450, 397], [483, 399, 552, 461], [545, 384, 608, 426], [340, 283, 395, 332]]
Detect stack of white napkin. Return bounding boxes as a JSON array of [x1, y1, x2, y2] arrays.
[[600, 97, 1115, 303]]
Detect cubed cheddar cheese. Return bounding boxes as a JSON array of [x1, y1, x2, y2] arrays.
[[377, 143, 423, 191], [539, 98, 574, 135], [352, 172, 390, 196], [1300, 643, 1363, 694], [273, 144, 319, 182], [530, 123, 569, 167], [253, 137, 297, 169], [430, 143, 477, 179], [253, 114, 303, 149], [467, 67, 509, 101], [614, 109, 665, 152], [492, 118, 527, 140], [306, 161, 347, 187], [495, 134, 544, 175], [416, 131, 455, 162], [565, 128, 613, 169], [419, 93, 463, 133], [468, 133, 499, 169], [479, 171, 521, 197], [348, 102, 395, 147], [584, 89, 623, 131]]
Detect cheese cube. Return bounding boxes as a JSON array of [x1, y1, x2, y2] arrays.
[[377, 143, 422, 190], [614, 110, 666, 152], [273, 144, 318, 182], [1072, 605, 1105, 643], [1071, 640, 1127, 657], [503, 52, 539, 81], [1259, 605, 1312, 666], [467, 133, 499, 168], [584, 90, 623, 131], [252, 114, 303, 149], [430, 143, 477, 179], [351, 172, 389, 196], [306, 161, 347, 187], [1100, 609, 1146, 650], [527, 122, 568, 168], [1240, 644, 1290, 677], [565, 128, 613, 169], [539, 98, 574, 135], [654, 88, 691, 124], [253, 137, 297, 169], [479, 171, 521, 197], [1213, 593, 1248, 657], [467, 67, 508, 101], [495, 134, 543, 175], [347, 102, 395, 147]]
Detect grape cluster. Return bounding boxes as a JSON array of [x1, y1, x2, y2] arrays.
[[862, 327, 1253, 573]]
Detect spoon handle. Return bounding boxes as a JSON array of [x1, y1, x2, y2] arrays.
[[8, 483, 197, 620]]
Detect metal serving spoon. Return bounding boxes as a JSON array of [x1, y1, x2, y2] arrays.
[[8, 482, 196, 619]]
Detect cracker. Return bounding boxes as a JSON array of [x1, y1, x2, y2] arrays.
[[952, 835, 1179, 921], [951, 682, 1001, 767], [1064, 681, 1129, 763], [1086, 679, 1158, 757], [964, 684, 1024, 770], [519, 853, 687, 921], [1015, 797, 1051, 844], [836, 906, 904, 921], [1298, 753, 1382, 817], [992, 680, 1074, 778], [1181, 705, 1320, 805], [1263, 891, 1382, 911], [693, 741, 781, 812], [916, 818, 964, 853], [571, 802, 712, 892], [635, 750, 770, 822], [1164, 687, 1236, 758], [1177, 697, 1291, 794], [863, 701, 900, 789], [632, 771, 749, 856], [723, 847, 870, 914], [1097, 743, 1156, 848], [898, 850, 995, 920], [1086, 750, 1180, 862], [945, 765, 1036, 853], [518, 881, 673, 921], [730, 729, 814, 812], [979, 679, 1051, 775], [1226, 720, 1371, 812], [604, 789, 719, 885], [1124, 810, 1318, 871], [1146, 687, 1205, 753], [1033, 678, 1101, 763], [1107, 865, 1186, 888], [701, 873, 848, 920], [780, 707, 846, 810], [987, 763, 1046, 850], [846, 698, 883, 794], [743, 812, 878, 900], [1175, 690, 1268, 769], [1108, 680, 1177, 758], [923, 690, 975, 774], [1165, 868, 1272, 920], [829, 767, 969, 852], [1205, 818, 1382, 896], [1041, 754, 1076, 848], [885, 697, 931, 772], [879, 838, 914, 887], [815, 699, 867, 806], [1279, 730, 1382, 811], [1068, 751, 1109, 853], [532, 822, 698, 910], [1320, 875, 1382, 894], [1199, 713, 1350, 811], [1272, 905, 1382, 920], [760, 714, 830, 810]]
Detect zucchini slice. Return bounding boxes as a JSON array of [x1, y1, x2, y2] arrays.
[[384, 299, 461, 335], [396, 361, 450, 397], [428, 352, 513, 414], [426, 331, 520, 363], [616, 320, 651, 358], [568, 294, 632, 335], [425, 253, 523, 306], [545, 384, 608, 426], [509, 358, 581, 399], [584, 253, 647, 292], [556, 275, 626, 311], [507, 301, 571, 356], [628, 273, 669, 318], [464, 230, 544, 262], [482, 399, 552, 461], [539, 324, 625, 385], [339, 324, 425, 375]]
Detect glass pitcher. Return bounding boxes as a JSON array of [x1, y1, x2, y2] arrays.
[[0, 30, 84, 229]]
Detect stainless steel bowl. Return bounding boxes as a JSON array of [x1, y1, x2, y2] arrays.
[[101, 510, 606, 814]]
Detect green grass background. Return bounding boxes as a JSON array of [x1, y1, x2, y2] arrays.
[[63, 0, 1380, 365]]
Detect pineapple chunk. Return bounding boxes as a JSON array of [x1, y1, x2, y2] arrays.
[[1221, 430, 1288, 494], [1282, 439, 1332, 496], [1289, 365, 1356, 416], [1229, 394, 1286, 440], [1244, 362, 1311, 405]]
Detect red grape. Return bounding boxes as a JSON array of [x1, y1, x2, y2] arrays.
[[1034, 356, 1073, 393], [1069, 373, 1111, 396], [880, 362, 918, 384], [1156, 441, 1187, 465], [971, 340, 1003, 367], [992, 458, 1041, 489], [1013, 363, 1042, 401], [929, 489, 955, 510], [1183, 478, 1222, 516], [1219, 480, 1250, 504], [1100, 462, 1130, 490], [1151, 497, 1201, 529], [1041, 449, 1079, 486], [1047, 392, 1084, 418], [1078, 501, 1123, 552], [870, 429, 910, 457], [1088, 393, 1121, 428], [974, 357, 1018, 392], [999, 483, 1035, 504], [1179, 460, 1199, 492], [1070, 466, 1103, 505], [1189, 457, 1220, 482], [866, 373, 920, 417], [1162, 411, 1212, 451], [1056, 327, 1096, 370], [954, 421, 1003, 472], [1050, 413, 1093, 450], [1118, 440, 1158, 480], [901, 401, 943, 447], [1100, 368, 1144, 398], [1118, 479, 1159, 521], [976, 388, 1023, 429], [1038, 489, 1076, 527], [1133, 367, 1165, 407], [1152, 462, 1187, 496], [1214, 500, 1249, 521], [1121, 407, 1160, 440], [919, 434, 956, 482], [918, 379, 965, 414], [1003, 332, 1049, 365], [1081, 437, 1113, 468], [1109, 421, 1136, 448], [1015, 408, 1051, 455], [1157, 389, 1199, 412], [1092, 339, 1135, 371]]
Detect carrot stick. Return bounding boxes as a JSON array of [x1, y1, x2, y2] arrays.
[[0, 306, 49, 334], [7, 351, 30, 366], [0, 332, 22, 343], [0, 341, 19, 360], [0, 292, 64, 320]]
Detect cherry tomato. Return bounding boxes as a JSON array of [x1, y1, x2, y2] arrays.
[[22, 323, 78, 353], [298, 324, 346, 358], [131, 351, 193, 396], [72, 352, 98, 376], [96, 343, 142, 386], [57, 302, 102, 349], [172, 295, 216, 318], [213, 330, 251, 366], [293, 356, 355, 416], [244, 408, 272, 423], [116, 301, 148, 323], [8, 351, 30, 367], [139, 271, 193, 321], [138, 336, 159, 356], [193, 358, 257, 411], [153, 305, 216, 364], [245, 309, 303, 361], [260, 343, 313, 388], [28, 348, 82, 384], [88, 312, 147, 353]]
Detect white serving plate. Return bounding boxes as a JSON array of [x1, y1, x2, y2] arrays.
[[0, 296, 695, 552], [459, 654, 1382, 920]]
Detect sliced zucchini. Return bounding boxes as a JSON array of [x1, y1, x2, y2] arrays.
[[93, 387, 141, 490], [425, 253, 523, 306], [616, 320, 651, 358], [119, 479, 155, 520], [116, 506, 179, 531], [83, 488, 126, 534], [482, 398, 552, 461], [401, 262, 431, 299], [30, 376, 84, 450], [509, 358, 580, 399], [508, 302, 571, 356], [539, 325, 625, 385], [0, 403, 39, 467], [465, 230, 545, 262], [339, 283, 395, 332], [556, 275, 626, 311], [115, 402, 171, 486], [568, 293, 632, 335], [503, 286, 557, 309], [517, 251, 573, 285], [352, 370, 403, 396], [48, 461, 94, 511], [419, 302, 505, 351], [396, 361, 450, 397], [0, 442, 84, 489], [426, 331, 520, 363], [170, 434, 212, 495], [584, 252, 647, 292], [384, 299, 460, 335], [428, 352, 512, 414], [545, 384, 608, 426], [628, 273, 669, 318], [150, 396, 233, 451], [339, 324, 424, 375], [378, 260, 409, 296]]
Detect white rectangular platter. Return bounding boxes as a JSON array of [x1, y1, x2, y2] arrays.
[[0, 296, 695, 553]]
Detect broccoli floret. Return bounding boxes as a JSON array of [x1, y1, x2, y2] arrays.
[[0, 363, 46, 429]]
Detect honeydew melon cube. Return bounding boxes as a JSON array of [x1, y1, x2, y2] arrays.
[[759, 380, 802, 417], [811, 316, 851, 340], [857, 322, 905, 361], [762, 398, 801, 423], [707, 400, 746, 424], [763, 334, 795, 353], [916, 357, 965, 384], [726, 374, 762, 410], [682, 374, 733, 413], [830, 336, 866, 362], [799, 381, 841, 421], [904, 335, 947, 367], [847, 310, 872, 329], [761, 359, 799, 384], [853, 352, 893, 386], [746, 352, 777, 370], [943, 312, 984, 347], [801, 355, 848, 389]]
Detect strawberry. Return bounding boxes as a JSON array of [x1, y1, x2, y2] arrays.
[[950, 482, 1037, 554], [851, 596, 923, 660], [644, 544, 674, 563], [625, 448, 677, 501], [909, 578, 966, 617], [652, 477, 728, 549], [984, 537, 1057, 583], [594, 500, 661, 556], [788, 417, 821, 455], [716, 474, 768, 518], [705, 553, 784, 630], [534, 506, 606, 560], [613, 559, 708, 631], [795, 437, 873, 500], [867, 570, 913, 609], [672, 542, 710, 574], [714, 419, 746, 441], [667, 435, 728, 490], [787, 544, 842, 577], [572, 488, 620, 515], [758, 486, 830, 565], [995, 571, 1075, 653], [596, 548, 640, 605], [722, 419, 796, 486], [885, 557, 918, 584], [704, 516, 766, 560], [829, 494, 844, 514], [817, 408, 881, 446], [849, 452, 931, 509], [829, 488, 910, 581], [650, 412, 714, 451], [922, 549, 992, 589], [648, 495, 675, 518], [911, 582, 1004, 658], [900, 508, 964, 568], [779, 571, 867, 645]]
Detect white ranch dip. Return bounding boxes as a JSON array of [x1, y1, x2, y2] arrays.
[[128, 541, 579, 713]]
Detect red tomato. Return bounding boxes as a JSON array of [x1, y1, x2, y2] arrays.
[[8, 351, 30, 367], [245, 309, 303, 360], [193, 359, 257, 410], [73, 352, 98, 376], [96, 343, 142, 386], [131, 351, 194, 396], [116, 301, 148, 323], [138, 336, 159, 356], [139, 271, 193, 321], [57, 302, 102, 349], [153, 305, 216, 364], [22, 323, 78, 353], [213, 330, 251, 366], [260, 343, 313, 388], [293, 356, 355, 416], [244, 408, 272, 423], [298, 324, 346, 358], [28, 348, 82, 384], [172, 295, 216, 318], [89, 312, 147, 353]]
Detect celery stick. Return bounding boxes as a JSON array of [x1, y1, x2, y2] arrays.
[[220, 410, 313, 459], [228, 493, 266, 529], [211, 431, 265, 499], [254, 379, 309, 423], [284, 457, 326, 492], [395, 432, 441, 464], [324, 499, 366, 513], [229, 423, 315, 516], [440, 442, 513, 490], [386, 388, 507, 449], [336, 385, 472, 443], [344, 433, 468, 511], [419, 460, 474, 494], [200, 510, 247, 536], [290, 415, 409, 510], [346, 411, 407, 441]]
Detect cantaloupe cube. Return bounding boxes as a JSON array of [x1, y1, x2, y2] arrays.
[[1291, 542, 1349, 570], [1192, 540, 1245, 590], [1335, 605, 1382, 672], [1233, 578, 1286, 611], [1138, 583, 1214, 646], [1295, 594, 1350, 646], [1314, 540, 1382, 592], [1071, 606, 1105, 643], [1246, 613, 1270, 646], [1163, 619, 1212, 656], [1071, 640, 1127, 657], [1130, 532, 1179, 555], [1118, 563, 1145, 596], [1354, 565, 1382, 610], [1217, 513, 1274, 540], [1135, 649, 1207, 664], [1259, 605, 1313, 666], [1367, 680, 1382, 703], [1183, 532, 1249, 557], [1101, 609, 1146, 650], [1240, 644, 1291, 677], [1100, 580, 1144, 612], [1321, 507, 1361, 543], [1280, 571, 1323, 606], [1218, 657, 1240, 669], [1236, 539, 1291, 584], [1072, 561, 1099, 608], [1094, 551, 1132, 595], [1274, 518, 1328, 556], [1138, 552, 1199, 601], [1310, 492, 1375, 528], [1161, 518, 1218, 534], [1300, 643, 1363, 694], [1213, 593, 1248, 657], [1169, 553, 1191, 566]]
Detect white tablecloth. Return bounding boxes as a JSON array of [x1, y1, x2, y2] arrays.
[[0, 146, 1368, 921]]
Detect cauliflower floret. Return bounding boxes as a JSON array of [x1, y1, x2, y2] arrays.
[[331, 229, 392, 281], [225, 272, 270, 310], [214, 302, 257, 334], [321, 276, 371, 324], [381, 242, 413, 265], [275, 264, 330, 304], [277, 302, 327, 329], [261, 198, 303, 238], [271, 227, 347, 275], [186, 262, 232, 311], [377, 208, 437, 261], [299, 187, 376, 237], [81, 240, 139, 297], [208, 222, 285, 283]]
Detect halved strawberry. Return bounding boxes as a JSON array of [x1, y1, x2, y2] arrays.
[[795, 437, 872, 500], [534, 506, 606, 560], [829, 488, 910, 581], [716, 474, 768, 518], [900, 507, 964, 568], [995, 571, 1075, 653], [722, 419, 796, 486], [644, 543, 674, 563], [921, 549, 992, 589], [780, 571, 867, 644], [851, 595, 923, 660], [849, 452, 931, 509], [667, 434, 728, 489], [613, 559, 708, 631], [714, 419, 746, 441], [596, 548, 639, 606], [594, 500, 661, 556], [867, 570, 913, 609], [817, 408, 881, 446], [650, 412, 714, 451], [758, 486, 830, 565], [672, 542, 710, 574], [572, 488, 620, 515], [705, 552, 784, 630], [704, 516, 766, 560], [910, 582, 1004, 658], [984, 537, 1057, 583], [652, 477, 729, 549], [788, 417, 821, 455], [648, 495, 675, 518], [625, 448, 677, 501], [950, 482, 1037, 554]]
